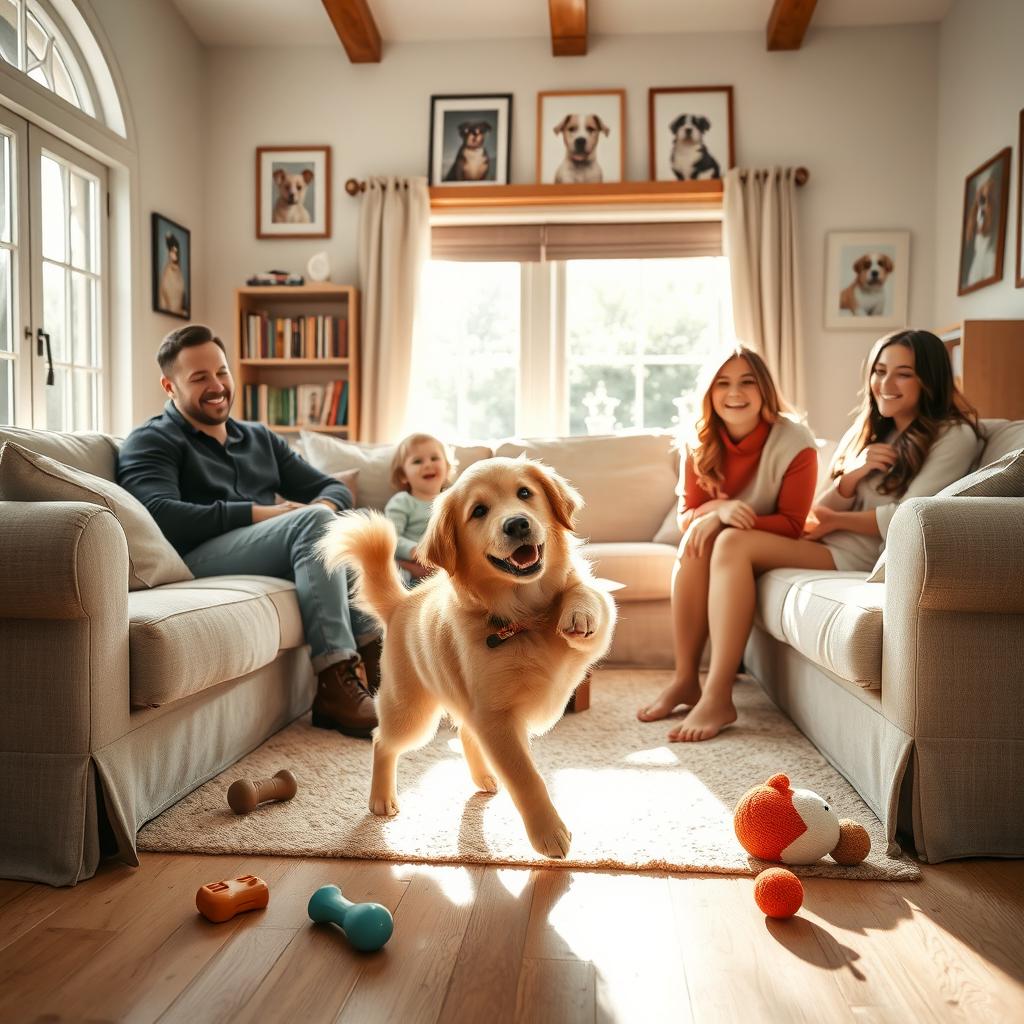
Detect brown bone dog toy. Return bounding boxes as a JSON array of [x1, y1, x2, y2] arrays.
[[227, 768, 298, 814]]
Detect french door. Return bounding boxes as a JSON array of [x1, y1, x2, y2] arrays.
[[0, 103, 107, 430]]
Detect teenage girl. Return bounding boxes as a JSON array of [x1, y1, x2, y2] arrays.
[[637, 345, 818, 735], [642, 329, 981, 743]]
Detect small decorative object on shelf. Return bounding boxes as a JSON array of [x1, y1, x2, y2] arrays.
[[307, 251, 330, 283], [235, 283, 360, 438], [246, 270, 305, 286]]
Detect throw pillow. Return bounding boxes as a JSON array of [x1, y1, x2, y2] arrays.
[[333, 468, 360, 508], [0, 441, 193, 590], [652, 502, 682, 545], [866, 447, 1024, 583]]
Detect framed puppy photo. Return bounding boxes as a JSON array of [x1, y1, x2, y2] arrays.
[[256, 145, 331, 239], [151, 213, 190, 320], [824, 230, 910, 330], [958, 147, 1011, 295], [648, 86, 734, 182], [537, 89, 625, 185], [429, 94, 512, 186]]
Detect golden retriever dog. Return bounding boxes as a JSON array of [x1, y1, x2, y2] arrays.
[[318, 457, 616, 858]]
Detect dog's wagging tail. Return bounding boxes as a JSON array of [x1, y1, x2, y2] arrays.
[[317, 511, 406, 627]]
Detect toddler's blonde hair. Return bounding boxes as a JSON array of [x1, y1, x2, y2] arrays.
[[389, 433, 457, 492]]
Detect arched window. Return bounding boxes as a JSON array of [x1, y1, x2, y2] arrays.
[[0, 0, 125, 135]]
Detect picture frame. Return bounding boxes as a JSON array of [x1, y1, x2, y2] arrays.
[[1016, 109, 1023, 289], [151, 213, 190, 320], [536, 89, 626, 185], [823, 230, 910, 330], [429, 94, 512, 186], [648, 86, 734, 182], [256, 145, 331, 239], [957, 146, 1011, 295]]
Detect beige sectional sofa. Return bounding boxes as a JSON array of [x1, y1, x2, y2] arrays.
[[1, 421, 1022, 884]]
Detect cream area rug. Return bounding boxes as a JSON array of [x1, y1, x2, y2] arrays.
[[138, 671, 919, 880]]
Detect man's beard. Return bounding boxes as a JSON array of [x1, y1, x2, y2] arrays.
[[182, 390, 233, 426]]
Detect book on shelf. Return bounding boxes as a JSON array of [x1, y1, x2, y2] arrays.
[[243, 381, 349, 427], [244, 313, 348, 359]]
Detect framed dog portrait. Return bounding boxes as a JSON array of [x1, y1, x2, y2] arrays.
[[648, 86, 734, 182], [536, 89, 625, 185], [256, 145, 331, 239], [824, 230, 910, 330], [958, 147, 1010, 295], [429, 94, 512, 186], [151, 213, 190, 319]]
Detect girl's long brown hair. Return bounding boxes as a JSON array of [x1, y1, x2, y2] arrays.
[[689, 346, 785, 497], [831, 329, 979, 497]]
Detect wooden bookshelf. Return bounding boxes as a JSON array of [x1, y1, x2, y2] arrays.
[[939, 319, 1024, 419], [234, 284, 360, 439]]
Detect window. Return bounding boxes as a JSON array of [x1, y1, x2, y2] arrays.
[[413, 242, 733, 440]]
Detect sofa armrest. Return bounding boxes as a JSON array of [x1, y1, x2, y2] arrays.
[[0, 501, 131, 750], [883, 496, 1024, 730]]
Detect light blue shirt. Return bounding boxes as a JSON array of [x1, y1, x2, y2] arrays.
[[384, 491, 434, 560]]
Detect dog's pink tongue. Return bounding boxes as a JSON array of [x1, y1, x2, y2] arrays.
[[510, 545, 539, 568]]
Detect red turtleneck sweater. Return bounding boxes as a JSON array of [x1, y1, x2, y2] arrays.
[[682, 419, 817, 538]]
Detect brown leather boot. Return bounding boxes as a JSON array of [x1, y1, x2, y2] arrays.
[[312, 659, 377, 738], [358, 635, 383, 696]]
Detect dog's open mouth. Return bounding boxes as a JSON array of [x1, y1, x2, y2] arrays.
[[488, 544, 544, 577]]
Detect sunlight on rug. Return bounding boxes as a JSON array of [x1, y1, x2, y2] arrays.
[[137, 671, 920, 880]]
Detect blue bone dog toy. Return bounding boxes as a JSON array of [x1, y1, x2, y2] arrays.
[[307, 884, 394, 952]]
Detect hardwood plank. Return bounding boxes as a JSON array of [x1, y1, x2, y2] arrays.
[[548, 0, 587, 57], [766, 0, 818, 51], [0, 879, 32, 909], [0, 926, 117, 1019], [437, 868, 538, 1024], [338, 865, 482, 1023], [157, 927, 294, 1024], [516, 958, 594, 1023], [524, 869, 692, 1023], [670, 874, 854, 1024], [320, 0, 381, 63]]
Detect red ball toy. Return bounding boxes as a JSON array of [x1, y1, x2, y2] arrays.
[[753, 867, 804, 919]]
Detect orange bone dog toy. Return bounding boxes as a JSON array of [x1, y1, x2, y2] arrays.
[[227, 768, 298, 814], [196, 875, 270, 923]]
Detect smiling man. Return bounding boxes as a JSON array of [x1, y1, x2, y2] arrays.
[[117, 324, 380, 738]]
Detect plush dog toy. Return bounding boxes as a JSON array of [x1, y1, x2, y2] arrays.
[[734, 773, 870, 867]]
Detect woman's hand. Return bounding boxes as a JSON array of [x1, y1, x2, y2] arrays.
[[682, 513, 723, 558], [716, 499, 756, 530], [838, 443, 897, 496], [804, 505, 842, 541]]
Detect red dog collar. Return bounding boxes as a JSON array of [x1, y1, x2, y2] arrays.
[[486, 621, 526, 648]]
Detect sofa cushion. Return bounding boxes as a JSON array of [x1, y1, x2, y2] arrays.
[[979, 419, 1024, 465], [300, 432, 492, 510], [127, 576, 303, 707], [867, 446, 1024, 583], [756, 569, 883, 688], [583, 542, 676, 602], [0, 425, 119, 480], [495, 432, 678, 543], [0, 442, 192, 591]]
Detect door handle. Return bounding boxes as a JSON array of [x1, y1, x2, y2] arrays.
[[36, 328, 54, 386]]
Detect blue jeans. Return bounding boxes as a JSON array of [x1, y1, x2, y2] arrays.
[[184, 505, 377, 673]]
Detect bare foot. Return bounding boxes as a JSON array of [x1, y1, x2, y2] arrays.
[[637, 677, 703, 721], [667, 697, 737, 742]]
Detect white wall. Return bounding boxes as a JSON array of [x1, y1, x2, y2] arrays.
[[934, 0, 1024, 327], [202, 24, 940, 442], [89, 0, 207, 425]]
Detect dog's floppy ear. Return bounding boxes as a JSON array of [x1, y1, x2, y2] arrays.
[[670, 115, 687, 134], [593, 116, 610, 136], [853, 255, 870, 272], [529, 463, 583, 532], [695, 116, 711, 132], [302, 169, 314, 184], [273, 168, 286, 185], [880, 254, 894, 272], [553, 115, 572, 135], [965, 199, 977, 241], [419, 491, 458, 575]]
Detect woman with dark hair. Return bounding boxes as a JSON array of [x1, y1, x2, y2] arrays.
[[642, 329, 982, 743]]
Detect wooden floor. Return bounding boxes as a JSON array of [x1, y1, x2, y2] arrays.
[[1, 852, 1022, 1023]]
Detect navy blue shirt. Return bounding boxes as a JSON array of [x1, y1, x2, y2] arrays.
[[117, 400, 352, 556]]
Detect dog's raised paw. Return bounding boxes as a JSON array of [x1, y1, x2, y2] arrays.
[[369, 794, 400, 816], [473, 773, 499, 794], [558, 607, 596, 642], [528, 818, 573, 859]]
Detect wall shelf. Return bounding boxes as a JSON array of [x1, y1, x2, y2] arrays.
[[427, 180, 724, 209]]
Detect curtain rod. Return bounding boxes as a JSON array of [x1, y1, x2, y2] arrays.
[[344, 167, 809, 196]]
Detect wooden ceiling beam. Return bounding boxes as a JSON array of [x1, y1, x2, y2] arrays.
[[766, 0, 818, 51], [548, 0, 588, 57], [320, 0, 382, 64]]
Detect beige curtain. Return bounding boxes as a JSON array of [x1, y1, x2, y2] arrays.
[[357, 176, 431, 443], [723, 167, 805, 410]]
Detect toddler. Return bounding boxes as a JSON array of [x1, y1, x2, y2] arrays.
[[384, 433, 454, 585]]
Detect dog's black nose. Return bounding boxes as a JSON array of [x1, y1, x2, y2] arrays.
[[503, 516, 531, 539], [573, 137, 587, 151]]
